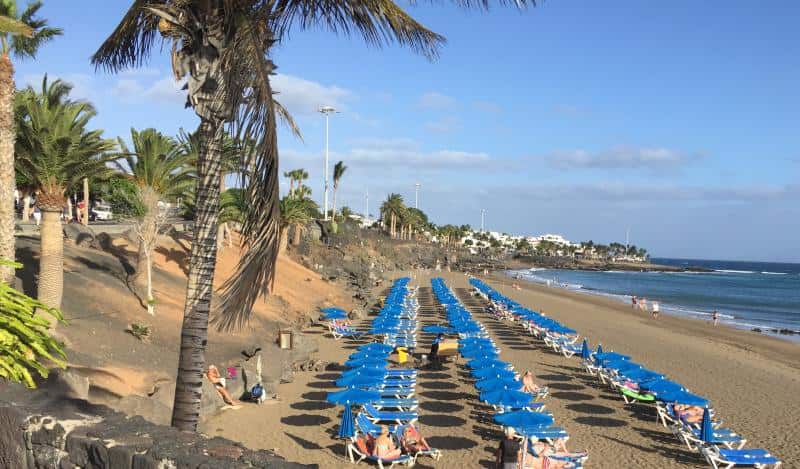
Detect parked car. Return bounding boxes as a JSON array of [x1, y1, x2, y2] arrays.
[[90, 204, 113, 221]]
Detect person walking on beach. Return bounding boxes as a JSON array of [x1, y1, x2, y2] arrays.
[[712, 311, 720, 326], [651, 301, 660, 319], [495, 427, 521, 469], [631, 296, 638, 308]]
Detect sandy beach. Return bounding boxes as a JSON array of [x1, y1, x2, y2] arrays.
[[202, 270, 799, 468]]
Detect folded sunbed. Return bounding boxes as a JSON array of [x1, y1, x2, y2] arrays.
[[364, 404, 419, 424]]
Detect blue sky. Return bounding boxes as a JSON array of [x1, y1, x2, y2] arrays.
[[15, 1, 800, 262]]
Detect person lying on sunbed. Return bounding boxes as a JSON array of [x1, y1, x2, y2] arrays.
[[532, 438, 588, 460], [401, 423, 432, 456], [373, 426, 402, 460], [206, 365, 239, 407], [521, 370, 542, 394], [521, 450, 576, 469], [674, 404, 704, 424]]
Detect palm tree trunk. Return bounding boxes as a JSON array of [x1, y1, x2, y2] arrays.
[[171, 120, 224, 431], [0, 54, 15, 284], [331, 186, 337, 222], [292, 223, 302, 245], [38, 208, 64, 308], [133, 188, 159, 303], [279, 226, 289, 253], [82, 178, 89, 226], [22, 191, 31, 221]]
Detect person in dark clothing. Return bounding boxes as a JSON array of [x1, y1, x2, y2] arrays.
[[496, 427, 520, 469], [428, 333, 444, 369]]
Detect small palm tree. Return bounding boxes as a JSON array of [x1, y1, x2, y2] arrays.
[[0, 1, 61, 284], [14, 77, 117, 308], [279, 196, 317, 252], [117, 128, 194, 314], [331, 160, 347, 222]]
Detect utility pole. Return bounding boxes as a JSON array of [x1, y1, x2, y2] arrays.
[[365, 189, 369, 222], [480, 208, 486, 232], [414, 183, 421, 209]]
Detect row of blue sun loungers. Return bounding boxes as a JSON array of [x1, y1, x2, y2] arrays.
[[431, 278, 589, 468], [470, 278, 782, 469], [327, 278, 441, 468]]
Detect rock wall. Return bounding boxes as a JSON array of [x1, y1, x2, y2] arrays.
[[0, 393, 313, 469]]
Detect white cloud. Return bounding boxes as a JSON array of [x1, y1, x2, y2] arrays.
[[424, 116, 461, 133], [418, 91, 456, 110], [272, 73, 352, 116], [547, 145, 702, 172], [473, 100, 502, 114], [281, 137, 492, 173]]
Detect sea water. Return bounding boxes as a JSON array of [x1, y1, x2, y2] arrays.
[[507, 258, 800, 341]]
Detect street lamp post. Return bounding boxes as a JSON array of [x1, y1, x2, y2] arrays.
[[318, 106, 337, 221], [481, 208, 486, 232], [414, 183, 421, 209]]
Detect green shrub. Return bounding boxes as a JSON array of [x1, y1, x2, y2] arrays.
[[0, 260, 67, 388]]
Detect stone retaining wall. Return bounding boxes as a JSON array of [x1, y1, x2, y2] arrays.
[[0, 396, 313, 469]]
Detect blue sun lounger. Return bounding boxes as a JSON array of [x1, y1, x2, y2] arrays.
[[701, 446, 781, 469], [372, 398, 419, 411], [364, 404, 418, 424], [356, 412, 399, 436]]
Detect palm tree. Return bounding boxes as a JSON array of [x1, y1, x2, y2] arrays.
[[279, 195, 317, 251], [94, 0, 533, 433], [0, 1, 61, 284], [14, 77, 117, 308], [284, 168, 308, 198], [331, 161, 347, 221], [117, 128, 194, 314], [380, 193, 405, 238]]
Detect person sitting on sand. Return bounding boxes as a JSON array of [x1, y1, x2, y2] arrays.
[[206, 365, 239, 406], [521, 370, 541, 394], [495, 427, 521, 469], [674, 404, 704, 424], [373, 426, 402, 460], [401, 423, 433, 456]]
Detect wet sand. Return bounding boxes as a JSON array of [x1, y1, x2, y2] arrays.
[[203, 270, 799, 468]]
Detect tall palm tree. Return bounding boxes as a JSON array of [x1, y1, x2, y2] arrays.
[[14, 77, 117, 308], [0, 1, 61, 284], [117, 128, 194, 313], [93, 0, 533, 432], [380, 193, 405, 239], [331, 160, 347, 222]]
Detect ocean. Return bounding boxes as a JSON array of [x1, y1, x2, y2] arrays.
[[506, 258, 800, 341]]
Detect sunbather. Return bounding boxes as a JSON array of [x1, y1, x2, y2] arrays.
[[206, 365, 238, 406], [373, 425, 402, 461], [532, 439, 587, 460], [674, 404, 704, 424], [522, 370, 541, 394], [520, 451, 575, 469], [401, 424, 433, 456]]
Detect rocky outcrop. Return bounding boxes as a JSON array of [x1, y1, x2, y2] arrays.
[[0, 390, 313, 469], [62, 222, 96, 248]]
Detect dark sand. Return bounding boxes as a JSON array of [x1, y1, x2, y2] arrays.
[[203, 270, 799, 467]]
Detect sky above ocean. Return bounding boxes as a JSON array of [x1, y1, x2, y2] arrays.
[[15, 1, 800, 262]]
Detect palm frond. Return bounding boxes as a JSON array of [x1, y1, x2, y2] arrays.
[[273, 98, 303, 141], [214, 10, 282, 332], [9, 0, 63, 59], [271, 0, 446, 60], [0, 15, 32, 37], [90, 0, 164, 71]]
